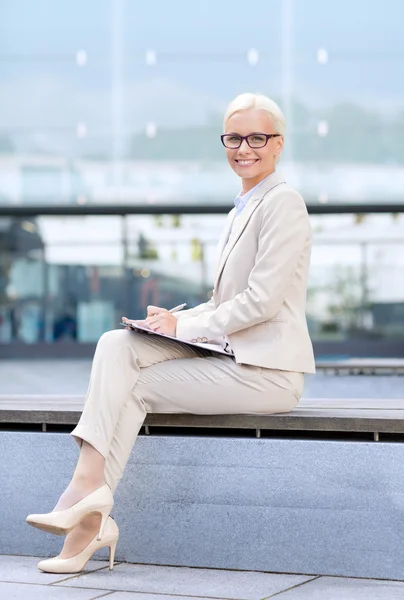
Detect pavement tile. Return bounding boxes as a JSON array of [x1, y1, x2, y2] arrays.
[[0, 581, 110, 599], [107, 594, 229, 600], [276, 576, 404, 599], [0, 554, 112, 585], [58, 562, 313, 599]]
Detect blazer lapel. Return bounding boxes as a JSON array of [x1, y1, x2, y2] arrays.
[[216, 208, 237, 262], [214, 172, 286, 288]]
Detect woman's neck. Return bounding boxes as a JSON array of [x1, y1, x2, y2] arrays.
[[241, 169, 275, 194]]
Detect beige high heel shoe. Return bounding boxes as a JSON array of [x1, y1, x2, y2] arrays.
[[26, 483, 113, 541], [37, 516, 119, 573]]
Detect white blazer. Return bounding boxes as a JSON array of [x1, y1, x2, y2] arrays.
[[175, 170, 316, 374]]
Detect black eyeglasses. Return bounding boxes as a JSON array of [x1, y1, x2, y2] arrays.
[[221, 133, 281, 149]]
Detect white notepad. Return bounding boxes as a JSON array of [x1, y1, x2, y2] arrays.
[[120, 321, 234, 356]]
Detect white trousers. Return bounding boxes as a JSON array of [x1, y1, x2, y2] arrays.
[[70, 329, 304, 494]]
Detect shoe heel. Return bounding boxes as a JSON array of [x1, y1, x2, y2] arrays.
[[109, 537, 118, 570], [96, 506, 112, 541]]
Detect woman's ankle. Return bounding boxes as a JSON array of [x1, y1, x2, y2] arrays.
[[70, 474, 106, 491]]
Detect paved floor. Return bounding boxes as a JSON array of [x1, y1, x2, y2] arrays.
[[1, 359, 403, 397], [1, 554, 404, 599]]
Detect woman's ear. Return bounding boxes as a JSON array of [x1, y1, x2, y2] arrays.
[[274, 135, 284, 159]]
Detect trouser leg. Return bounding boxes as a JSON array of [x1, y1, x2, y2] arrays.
[[71, 328, 303, 495], [103, 352, 302, 492], [70, 329, 209, 493], [136, 353, 303, 417]]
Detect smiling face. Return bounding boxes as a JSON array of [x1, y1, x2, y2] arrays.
[[224, 108, 284, 193]]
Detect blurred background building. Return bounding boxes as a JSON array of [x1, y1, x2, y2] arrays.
[[0, 0, 403, 358]]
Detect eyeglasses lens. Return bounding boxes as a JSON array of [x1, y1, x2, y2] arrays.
[[223, 135, 267, 148]]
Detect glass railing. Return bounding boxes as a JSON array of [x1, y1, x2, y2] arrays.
[[1, 212, 403, 355]]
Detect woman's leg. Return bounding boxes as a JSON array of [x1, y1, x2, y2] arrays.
[[98, 348, 303, 500], [54, 328, 207, 558], [59, 348, 302, 558], [135, 353, 303, 416]]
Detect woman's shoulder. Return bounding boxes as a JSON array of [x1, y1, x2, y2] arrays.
[[262, 181, 307, 212]]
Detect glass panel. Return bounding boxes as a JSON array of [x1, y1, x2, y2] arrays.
[[0, 0, 403, 357], [1, 213, 403, 348], [308, 214, 404, 341], [0, 215, 124, 343], [2, 0, 401, 207], [125, 214, 226, 314], [0, 216, 46, 342], [0, 0, 282, 206], [0, 214, 227, 344], [290, 0, 403, 204]]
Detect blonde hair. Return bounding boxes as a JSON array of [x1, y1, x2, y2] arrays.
[[223, 93, 286, 135]]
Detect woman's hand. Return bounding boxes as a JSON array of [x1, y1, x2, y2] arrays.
[[122, 316, 140, 331], [122, 316, 155, 333], [145, 305, 178, 336]]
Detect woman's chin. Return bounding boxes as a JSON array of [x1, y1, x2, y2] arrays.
[[235, 168, 261, 179], [233, 164, 259, 177]]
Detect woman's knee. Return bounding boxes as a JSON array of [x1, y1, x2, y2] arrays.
[[96, 328, 131, 352]]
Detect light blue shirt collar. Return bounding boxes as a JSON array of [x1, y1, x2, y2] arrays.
[[233, 173, 273, 215]]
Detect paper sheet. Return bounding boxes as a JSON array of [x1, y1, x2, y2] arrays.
[[120, 321, 234, 356]]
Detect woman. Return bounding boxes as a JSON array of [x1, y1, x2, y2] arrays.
[[26, 92, 315, 573]]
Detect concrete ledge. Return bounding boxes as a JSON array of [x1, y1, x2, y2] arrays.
[[3, 394, 404, 578], [2, 430, 404, 581]]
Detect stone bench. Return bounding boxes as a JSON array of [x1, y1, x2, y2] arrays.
[[1, 395, 404, 581], [2, 394, 404, 438]]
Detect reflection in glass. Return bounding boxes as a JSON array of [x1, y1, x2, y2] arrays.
[[1, 0, 403, 206], [1, 1, 404, 354], [1, 214, 404, 347]]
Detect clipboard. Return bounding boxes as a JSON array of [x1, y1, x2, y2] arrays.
[[119, 321, 234, 357]]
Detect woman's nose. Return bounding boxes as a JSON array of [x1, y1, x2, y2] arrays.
[[237, 138, 251, 153]]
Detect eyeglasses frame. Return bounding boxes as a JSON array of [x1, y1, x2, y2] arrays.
[[220, 133, 282, 149]]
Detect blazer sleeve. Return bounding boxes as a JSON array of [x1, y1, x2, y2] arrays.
[[174, 295, 216, 321], [175, 190, 310, 341]]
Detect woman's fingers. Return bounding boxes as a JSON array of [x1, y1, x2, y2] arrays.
[[147, 305, 167, 317]]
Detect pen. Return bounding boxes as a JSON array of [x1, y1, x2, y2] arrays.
[[168, 303, 187, 313], [121, 303, 187, 326]]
